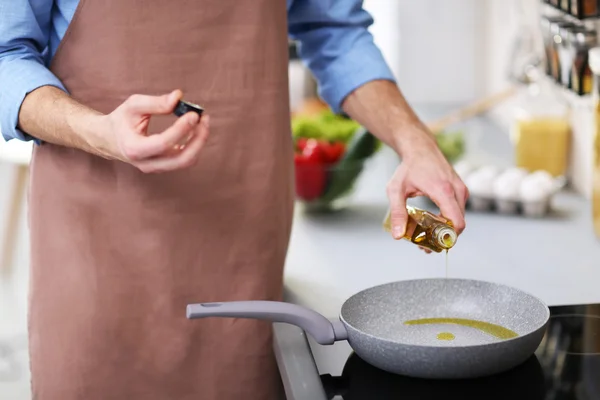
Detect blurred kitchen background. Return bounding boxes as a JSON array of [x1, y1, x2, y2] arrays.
[[2, 0, 600, 398]]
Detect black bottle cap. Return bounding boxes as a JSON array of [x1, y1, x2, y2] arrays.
[[174, 100, 204, 117]]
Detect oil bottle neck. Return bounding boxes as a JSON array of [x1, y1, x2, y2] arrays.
[[432, 225, 457, 250]]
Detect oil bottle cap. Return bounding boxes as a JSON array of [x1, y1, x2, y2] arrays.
[[433, 226, 457, 249]]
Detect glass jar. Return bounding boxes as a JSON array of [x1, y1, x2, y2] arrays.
[[588, 47, 600, 237], [559, 25, 587, 88], [551, 21, 578, 84], [541, 16, 566, 77], [511, 80, 571, 178]]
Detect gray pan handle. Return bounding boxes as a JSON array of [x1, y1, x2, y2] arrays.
[[186, 301, 348, 345]]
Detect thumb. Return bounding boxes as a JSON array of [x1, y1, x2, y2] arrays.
[[124, 89, 183, 116]]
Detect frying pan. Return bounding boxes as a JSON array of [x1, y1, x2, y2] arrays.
[[186, 278, 550, 379]]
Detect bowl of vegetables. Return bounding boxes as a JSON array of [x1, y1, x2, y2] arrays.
[[292, 109, 380, 212], [435, 130, 465, 164]]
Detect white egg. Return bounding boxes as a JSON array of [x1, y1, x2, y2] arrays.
[[477, 165, 501, 178], [502, 167, 529, 181], [519, 174, 551, 202], [529, 170, 556, 192], [466, 168, 497, 197], [453, 161, 474, 180], [493, 169, 526, 200]]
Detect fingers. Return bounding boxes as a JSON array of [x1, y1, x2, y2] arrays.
[[456, 179, 469, 204], [136, 115, 210, 173], [454, 180, 469, 215], [431, 182, 466, 234], [124, 90, 183, 116], [386, 181, 408, 240], [123, 112, 200, 161]]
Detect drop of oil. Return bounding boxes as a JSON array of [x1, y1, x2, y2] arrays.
[[436, 332, 455, 341], [404, 318, 519, 340]]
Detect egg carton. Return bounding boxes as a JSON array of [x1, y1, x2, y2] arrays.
[[455, 163, 566, 218]]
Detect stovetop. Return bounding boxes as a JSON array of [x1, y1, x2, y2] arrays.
[[318, 303, 600, 400]]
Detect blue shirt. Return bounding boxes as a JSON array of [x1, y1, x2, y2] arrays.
[[0, 0, 395, 142]]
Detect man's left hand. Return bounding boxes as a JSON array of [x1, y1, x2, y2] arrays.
[[386, 127, 468, 244]]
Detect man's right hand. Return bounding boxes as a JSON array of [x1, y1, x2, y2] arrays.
[[19, 86, 209, 174], [95, 89, 210, 173]]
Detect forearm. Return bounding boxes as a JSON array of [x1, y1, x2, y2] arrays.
[[18, 86, 105, 155], [341, 80, 434, 157]]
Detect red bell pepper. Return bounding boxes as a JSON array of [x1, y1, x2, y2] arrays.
[[320, 141, 345, 164], [295, 137, 309, 152], [293, 138, 348, 201], [294, 139, 327, 201]]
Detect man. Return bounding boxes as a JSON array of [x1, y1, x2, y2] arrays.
[[0, 1, 468, 399]]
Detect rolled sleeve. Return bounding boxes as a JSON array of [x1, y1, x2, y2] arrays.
[[0, 58, 66, 142], [288, 0, 396, 113], [0, 0, 66, 142]]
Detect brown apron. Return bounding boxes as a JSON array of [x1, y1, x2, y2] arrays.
[[27, 0, 293, 399]]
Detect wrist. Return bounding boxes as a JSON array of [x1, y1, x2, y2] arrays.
[[85, 114, 112, 154], [66, 105, 110, 155], [391, 122, 435, 158]]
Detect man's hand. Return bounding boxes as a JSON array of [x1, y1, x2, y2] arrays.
[[96, 90, 210, 173], [342, 80, 468, 243], [19, 87, 210, 173], [386, 128, 468, 239]]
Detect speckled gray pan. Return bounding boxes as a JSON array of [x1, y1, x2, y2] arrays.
[[187, 278, 550, 379]]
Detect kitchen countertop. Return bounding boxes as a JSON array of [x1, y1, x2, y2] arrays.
[[275, 105, 600, 398]]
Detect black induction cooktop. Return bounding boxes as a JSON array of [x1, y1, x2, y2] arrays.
[[320, 303, 600, 400]]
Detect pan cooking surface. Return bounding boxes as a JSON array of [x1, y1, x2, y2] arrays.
[[340, 279, 549, 347], [318, 304, 600, 399]]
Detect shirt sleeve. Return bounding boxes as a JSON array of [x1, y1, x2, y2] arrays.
[[288, 0, 396, 114], [0, 0, 67, 142]]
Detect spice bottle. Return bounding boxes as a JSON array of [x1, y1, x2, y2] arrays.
[[570, 29, 597, 95], [552, 21, 578, 84], [541, 16, 566, 77], [559, 25, 586, 88], [571, 0, 600, 18], [511, 79, 571, 177], [383, 206, 457, 253], [588, 47, 600, 237]]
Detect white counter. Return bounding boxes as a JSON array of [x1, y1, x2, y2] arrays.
[[282, 108, 600, 377]]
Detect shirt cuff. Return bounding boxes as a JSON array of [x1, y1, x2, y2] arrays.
[[316, 43, 396, 114], [0, 58, 66, 142]]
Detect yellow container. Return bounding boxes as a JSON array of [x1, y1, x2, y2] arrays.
[[511, 83, 571, 178], [513, 117, 571, 177], [594, 99, 600, 236], [589, 47, 600, 237]]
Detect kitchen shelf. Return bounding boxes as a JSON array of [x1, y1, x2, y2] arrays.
[[542, 2, 600, 22], [541, 73, 594, 108]]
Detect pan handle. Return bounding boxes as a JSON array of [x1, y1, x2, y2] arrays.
[[186, 301, 348, 345]]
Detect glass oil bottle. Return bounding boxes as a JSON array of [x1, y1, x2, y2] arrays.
[[382, 206, 457, 253]]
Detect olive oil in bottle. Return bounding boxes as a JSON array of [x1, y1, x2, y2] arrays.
[[382, 206, 457, 253]]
